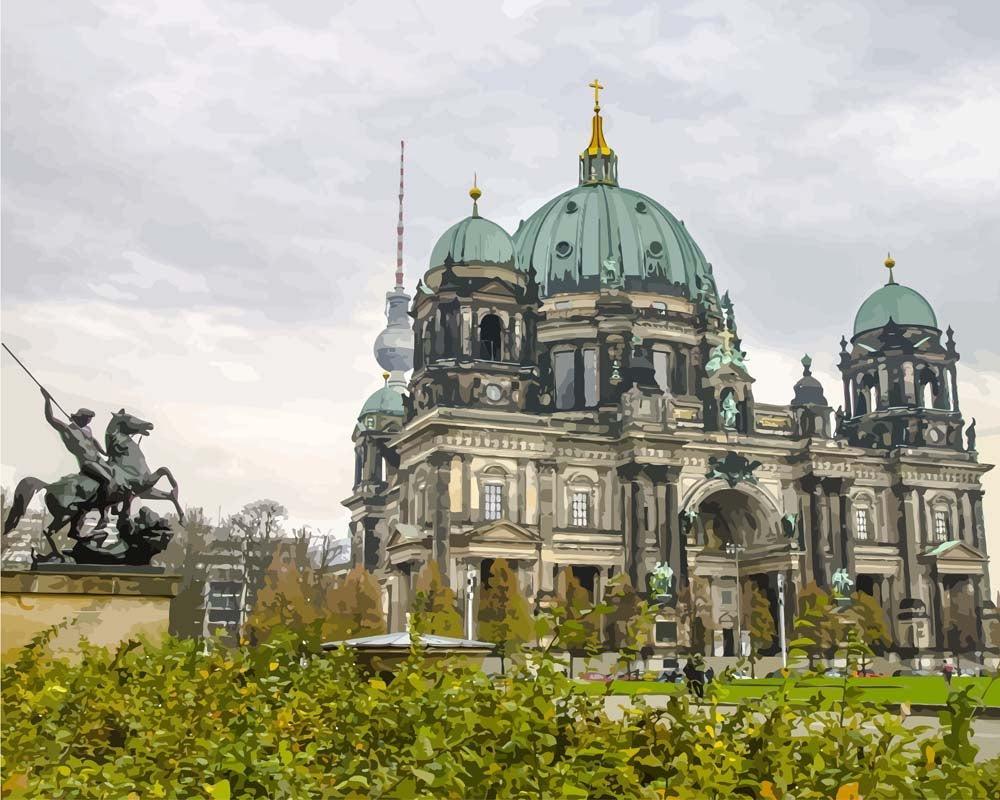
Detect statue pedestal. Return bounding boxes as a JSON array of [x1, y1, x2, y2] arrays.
[[1, 568, 179, 661]]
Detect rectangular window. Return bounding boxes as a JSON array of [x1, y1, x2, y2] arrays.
[[855, 508, 870, 540], [673, 352, 688, 395], [484, 483, 503, 521], [720, 590, 733, 606], [934, 510, 950, 543], [583, 348, 598, 407], [653, 350, 670, 392], [554, 350, 575, 410], [655, 621, 677, 643], [571, 491, 589, 527]]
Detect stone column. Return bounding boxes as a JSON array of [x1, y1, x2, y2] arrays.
[[429, 452, 452, 575], [538, 460, 557, 593], [516, 460, 528, 525]]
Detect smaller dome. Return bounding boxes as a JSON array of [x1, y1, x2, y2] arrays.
[[428, 215, 515, 270], [853, 282, 937, 335], [359, 385, 404, 420], [791, 355, 827, 406]]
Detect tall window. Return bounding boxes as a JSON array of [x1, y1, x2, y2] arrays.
[[855, 508, 870, 540], [933, 510, 950, 543], [653, 350, 670, 392], [484, 483, 503, 521], [571, 491, 590, 527], [479, 314, 503, 361], [583, 348, 598, 407], [554, 350, 575, 410]]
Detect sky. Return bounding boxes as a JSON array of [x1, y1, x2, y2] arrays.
[[2, 1, 998, 582]]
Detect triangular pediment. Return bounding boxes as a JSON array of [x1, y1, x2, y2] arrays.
[[922, 540, 987, 562], [387, 523, 430, 549], [459, 520, 541, 545]]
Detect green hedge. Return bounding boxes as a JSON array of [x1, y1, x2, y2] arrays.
[[2, 630, 999, 798]]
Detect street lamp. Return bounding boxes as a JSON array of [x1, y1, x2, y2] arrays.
[[725, 542, 746, 657]]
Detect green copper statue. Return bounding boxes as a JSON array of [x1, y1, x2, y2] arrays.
[[720, 392, 739, 429], [2, 388, 184, 565]]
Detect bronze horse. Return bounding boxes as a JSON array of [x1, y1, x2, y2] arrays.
[[3, 409, 184, 562]]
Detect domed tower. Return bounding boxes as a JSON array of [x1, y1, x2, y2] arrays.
[[838, 255, 964, 450], [374, 140, 414, 391], [409, 179, 542, 416], [790, 354, 832, 438], [511, 80, 747, 429], [349, 374, 405, 570]]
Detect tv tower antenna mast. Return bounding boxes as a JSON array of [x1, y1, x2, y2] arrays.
[[395, 140, 405, 288]]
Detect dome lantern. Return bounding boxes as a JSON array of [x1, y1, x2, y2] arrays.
[[579, 78, 619, 187]]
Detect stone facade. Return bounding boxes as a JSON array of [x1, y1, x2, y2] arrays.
[[345, 95, 993, 666]]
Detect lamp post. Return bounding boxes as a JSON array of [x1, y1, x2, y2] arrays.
[[777, 572, 787, 668], [725, 542, 746, 656], [465, 565, 478, 640]]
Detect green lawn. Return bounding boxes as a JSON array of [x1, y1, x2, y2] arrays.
[[581, 676, 1000, 707]]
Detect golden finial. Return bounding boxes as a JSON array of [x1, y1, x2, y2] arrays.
[[884, 251, 896, 284], [382, 371, 390, 384], [584, 79, 611, 157], [589, 78, 604, 112], [469, 172, 481, 217]]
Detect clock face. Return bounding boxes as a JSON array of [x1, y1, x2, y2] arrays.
[[928, 427, 941, 443], [485, 383, 503, 402]]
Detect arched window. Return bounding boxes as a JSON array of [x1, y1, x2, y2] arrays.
[[481, 465, 508, 521], [479, 314, 502, 361], [917, 366, 938, 409]]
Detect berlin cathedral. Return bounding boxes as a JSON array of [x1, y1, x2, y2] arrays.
[[344, 82, 993, 666]]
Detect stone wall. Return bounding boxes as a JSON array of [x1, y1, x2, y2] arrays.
[[1, 569, 179, 660]]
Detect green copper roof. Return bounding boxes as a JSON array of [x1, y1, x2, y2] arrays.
[[512, 183, 720, 305], [853, 282, 938, 335], [428, 215, 516, 270], [359, 386, 404, 419]]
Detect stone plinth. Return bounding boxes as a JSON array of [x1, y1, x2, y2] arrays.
[[1, 568, 179, 660]]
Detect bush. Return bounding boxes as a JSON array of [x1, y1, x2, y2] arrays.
[[2, 627, 999, 798]]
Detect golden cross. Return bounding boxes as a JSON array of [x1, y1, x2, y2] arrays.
[[720, 326, 735, 352], [589, 78, 604, 110]]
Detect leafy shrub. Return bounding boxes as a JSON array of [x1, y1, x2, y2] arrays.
[[2, 627, 999, 798]]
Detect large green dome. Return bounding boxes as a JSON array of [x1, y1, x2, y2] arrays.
[[512, 183, 720, 303], [853, 282, 937, 335], [429, 214, 515, 270]]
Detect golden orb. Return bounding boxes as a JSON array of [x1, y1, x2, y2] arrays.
[[884, 252, 895, 270]]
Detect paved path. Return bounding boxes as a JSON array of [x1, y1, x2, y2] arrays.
[[604, 696, 1000, 761]]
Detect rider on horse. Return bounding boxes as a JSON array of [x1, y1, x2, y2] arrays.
[[41, 387, 116, 528]]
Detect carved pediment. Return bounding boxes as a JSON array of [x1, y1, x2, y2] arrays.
[[921, 540, 988, 574], [455, 520, 541, 546], [386, 523, 430, 549]]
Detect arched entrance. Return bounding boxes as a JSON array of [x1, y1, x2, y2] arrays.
[[679, 483, 790, 658]]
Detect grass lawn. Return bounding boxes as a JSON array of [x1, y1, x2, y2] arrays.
[[581, 676, 1000, 707]]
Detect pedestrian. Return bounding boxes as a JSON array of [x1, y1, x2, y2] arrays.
[[942, 660, 954, 685]]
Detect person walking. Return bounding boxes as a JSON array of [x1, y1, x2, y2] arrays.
[[942, 660, 955, 685]]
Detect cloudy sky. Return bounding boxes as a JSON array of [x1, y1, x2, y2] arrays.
[[2, 1, 998, 580]]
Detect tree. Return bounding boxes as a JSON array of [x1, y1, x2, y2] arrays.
[[477, 558, 533, 673], [792, 583, 847, 669], [552, 567, 602, 677], [162, 507, 212, 638], [411, 561, 462, 637], [848, 591, 890, 672], [603, 573, 642, 650], [244, 542, 321, 645], [747, 584, 776, 677], [676, 578, 712, 656], [230, 500, 287, 630], [324, 566, 386, 640], [246, 548, 385, 647]]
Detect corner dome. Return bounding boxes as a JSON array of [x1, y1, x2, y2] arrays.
[[428, 215, 515, 271], [359, 385, 404, 420], [512, 183, 720, 305], [853, 282, 937, 335]]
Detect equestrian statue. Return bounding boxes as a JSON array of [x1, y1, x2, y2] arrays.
[[2, 344, 184, 566]]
